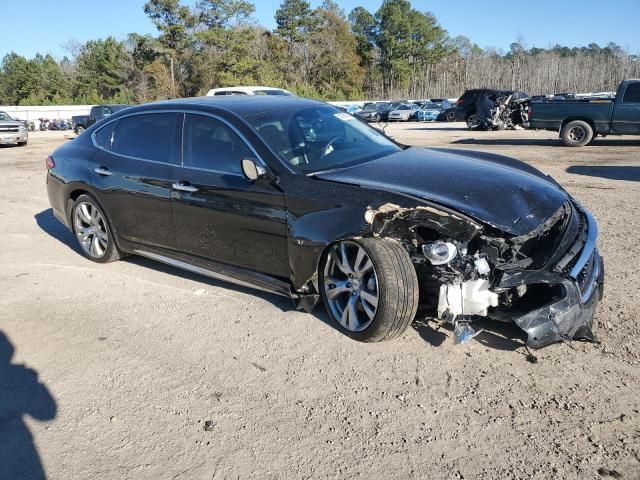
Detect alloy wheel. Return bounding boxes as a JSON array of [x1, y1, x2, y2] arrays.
[[323, 241, 379, 332], [74, 201, 108, 258], [467, 114, 480, 129], [568, 126, 586, 143]]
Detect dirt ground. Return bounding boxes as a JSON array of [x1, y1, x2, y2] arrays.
[[1, 124, 639, 479]]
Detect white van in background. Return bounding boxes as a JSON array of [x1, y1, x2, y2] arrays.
[[206, 86, 293, 97]]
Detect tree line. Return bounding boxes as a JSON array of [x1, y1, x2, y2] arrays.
[[1, 0, 638, 106]]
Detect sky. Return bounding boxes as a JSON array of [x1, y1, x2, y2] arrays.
[[2, 0, 639, 60]]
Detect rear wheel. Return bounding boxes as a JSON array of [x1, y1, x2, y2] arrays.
[[561, 120, 593, 147], [320, 239, 419, 342], [71, 194, 121, 263]]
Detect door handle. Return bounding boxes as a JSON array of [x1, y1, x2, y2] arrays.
[[172, 182, 199, 193], [94, 167, 113, 176]]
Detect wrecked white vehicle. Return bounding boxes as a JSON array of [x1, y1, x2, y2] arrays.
[[47, 97, 603, 349]]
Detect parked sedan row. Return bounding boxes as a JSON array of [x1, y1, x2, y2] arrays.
[[355, 100, 456, 123]]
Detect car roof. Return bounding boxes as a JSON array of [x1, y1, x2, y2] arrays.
[[118, 95, 328, 118]]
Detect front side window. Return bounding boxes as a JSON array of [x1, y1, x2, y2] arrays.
[[182, 114, 252, 174], [111, 113, 179, 163], [623, 83, 640, 103], [245, 105, 402, 174]]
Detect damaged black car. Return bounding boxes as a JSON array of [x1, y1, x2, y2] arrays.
[[46, 96, 604, 348]]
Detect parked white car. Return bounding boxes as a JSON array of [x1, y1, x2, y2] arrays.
[[206, 86, 293, 97]]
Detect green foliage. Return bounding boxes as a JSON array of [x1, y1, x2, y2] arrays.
[[143, 0, 195, 52], [275, 0, 316, 45], [73, 37, 133, 102], [1, 0, 638, 106]]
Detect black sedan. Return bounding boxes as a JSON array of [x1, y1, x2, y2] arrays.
[[46, 96, 604, 348], [355, 102, 393, 122]]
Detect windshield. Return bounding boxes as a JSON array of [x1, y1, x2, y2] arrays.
[[245, 105, 402, 174], [0, 112, 14, 121], [397, 105, 411, 111]]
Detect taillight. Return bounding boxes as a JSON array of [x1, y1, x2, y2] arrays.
[[46, 155, 55, 169], [527, 107, 533, 120], [457, 99, 464, 105]]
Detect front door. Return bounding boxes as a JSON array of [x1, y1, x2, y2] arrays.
[[612, 83, 640, 134], [171, 113, 290, 279]]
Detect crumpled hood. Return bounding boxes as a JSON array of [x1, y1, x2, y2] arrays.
[[315, 147, 569, 236]]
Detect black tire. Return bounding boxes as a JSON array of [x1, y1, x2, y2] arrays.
[[75, 126, 85, 136], [561, 120, 593, 147], [17, 141, 27, 147], [446, 110, 456, 122], [466, 113, 480, 130], [320, 238, 419, 342], [71, 194, 121, 263]]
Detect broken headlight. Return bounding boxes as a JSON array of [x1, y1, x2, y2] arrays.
[[422, 241, 457, 265]]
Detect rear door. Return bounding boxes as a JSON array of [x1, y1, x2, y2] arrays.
[[171, 112, 290, 278], [91, 112, 180, 249], [612, 82, 640, 134]]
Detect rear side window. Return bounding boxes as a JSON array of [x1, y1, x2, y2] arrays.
[[182, 114, 252, 174], [623, 83, 640, 103], [112, 113, 179, 163], [94, 121, 117, 150]]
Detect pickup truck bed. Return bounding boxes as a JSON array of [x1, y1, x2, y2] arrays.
[[528, 79, 640, 146]]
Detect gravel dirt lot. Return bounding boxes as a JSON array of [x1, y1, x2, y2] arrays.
[[1, 125, 639, 479]]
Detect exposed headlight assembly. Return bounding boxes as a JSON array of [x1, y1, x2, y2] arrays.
[[422, 241, 457, 265]]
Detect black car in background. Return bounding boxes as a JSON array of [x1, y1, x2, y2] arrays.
[[46, 96, 603, 348], [455, 89, 528, 128], [72, 105, 131, 135], [355, 102, 393, 122]]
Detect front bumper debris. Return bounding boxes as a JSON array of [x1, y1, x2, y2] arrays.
[[495, 204, 604, 349], [504, 252, 604, 348]]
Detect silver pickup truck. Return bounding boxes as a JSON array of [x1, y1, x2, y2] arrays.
[[528, 79, 640, 146], [0, 111, 28, 147]]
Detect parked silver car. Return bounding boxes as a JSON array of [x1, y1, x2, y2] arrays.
[[387, 103, 419, 121], [0, 111, 28, 146]]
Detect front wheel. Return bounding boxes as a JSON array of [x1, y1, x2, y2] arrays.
[[446, 110, 456, 122], [75, 126, 85, 136], [71, 194, 121, 263], [320, 239, 419, 342]]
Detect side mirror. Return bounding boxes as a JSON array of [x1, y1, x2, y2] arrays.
[[241, 158, 267, 182]]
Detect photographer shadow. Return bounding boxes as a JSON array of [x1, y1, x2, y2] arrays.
[[0, 331, 56, 480]]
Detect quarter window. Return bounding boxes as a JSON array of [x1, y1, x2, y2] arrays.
[[182, 114, 252, 173], [94, 121, 117, 150], [623, 83, 640, 103], [111, 113, 179, 163]]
